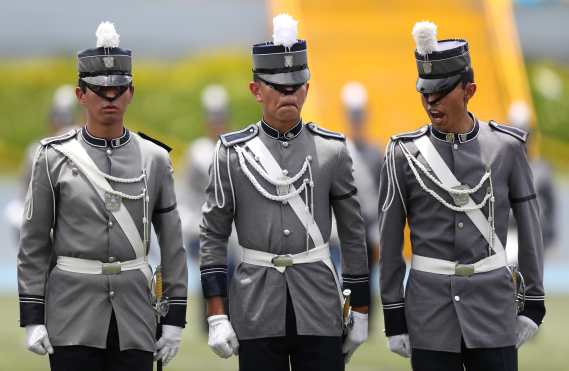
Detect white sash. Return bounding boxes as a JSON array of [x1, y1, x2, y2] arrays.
[[413, 135, 505, 255], [245, 137, 325, 247], [51, 139, 146, 259]]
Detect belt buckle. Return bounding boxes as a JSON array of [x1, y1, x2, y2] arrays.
[[102, 262, 122, 275], [271, 255, 294, 268], [455, 263, 475, 277]]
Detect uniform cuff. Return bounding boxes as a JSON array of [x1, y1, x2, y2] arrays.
[[19, 294, 45, 327], [382, 301, 408, 336], [163, 297, 187, 327], [200, 265, 228, 298], [342, 274, 370, 306], [519, 296, 545, 326]]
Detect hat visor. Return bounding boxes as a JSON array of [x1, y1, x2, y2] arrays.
[[416, 75, 462, 94], [81, 75, 132, 87], [256, 69, 310, 85]]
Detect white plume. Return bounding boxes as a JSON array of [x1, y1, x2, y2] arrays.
[[96, 21, 120, 48], [508, 101, 531, 130], [202, 84, 228, 112], [341, 81, 368, 109], [272, 13, 298, 48], [52, 85, 76, 111], [412, 21, 438, 55]]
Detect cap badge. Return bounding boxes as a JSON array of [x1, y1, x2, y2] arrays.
[[103, 56, 115, 69], [422, 61, 432, 74], [284, 55, 294, 68]]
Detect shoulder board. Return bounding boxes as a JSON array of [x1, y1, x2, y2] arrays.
[[39, 128, 78, 146], [306, 122, 345, 141], [138, 132, 172, 152], [220, 124, 259, 147], [488, 121, 527, 143], [390, 125, 429, 141]]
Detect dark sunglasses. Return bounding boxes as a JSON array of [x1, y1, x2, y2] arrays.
[[85, 83, 131, 102]]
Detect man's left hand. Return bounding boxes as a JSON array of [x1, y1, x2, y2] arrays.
[[154, 325, 183, 366], [342, 311, 368, 363]]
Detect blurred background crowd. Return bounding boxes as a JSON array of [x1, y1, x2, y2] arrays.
[[0, 0, 568, 370]]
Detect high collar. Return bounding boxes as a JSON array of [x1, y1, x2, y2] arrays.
[[261, 119, 303, 141], [430, 114, 480, 144], [82, 126, 131, 148]]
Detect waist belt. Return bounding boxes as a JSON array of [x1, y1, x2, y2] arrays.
[[240, 243, 343, 306], [411, 251, 507, 277], [241, 243, 331, 273], [56, 256, 152, 285]]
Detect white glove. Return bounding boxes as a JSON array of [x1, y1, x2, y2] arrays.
[[387, 334, 411, 358], [516, 315, 538, 349], [154, 325, 183, 366], [207, 315, 239, 358], [342, 311, 368, 363], [25, 325, 54, 355]]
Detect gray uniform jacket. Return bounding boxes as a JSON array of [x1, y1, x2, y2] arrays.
[[378, 117, 545, 352], [18, 127, 188, 352], [200, 120, 369, 340]]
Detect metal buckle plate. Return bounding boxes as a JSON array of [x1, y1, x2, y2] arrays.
[[102, 262, 122, 275], [455, 264, 475, 277], [450, 185, 470, 207], [271, 255, 294, 267]]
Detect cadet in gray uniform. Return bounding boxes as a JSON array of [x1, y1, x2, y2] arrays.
[[378, 22, 545, 371], [17, 22, 187, 371], [200, 14, 369, 370]]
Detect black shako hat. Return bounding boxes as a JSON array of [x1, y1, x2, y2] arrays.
[[252, 14, 310, 86], [77, 21, 132, 87], [412, 21, 471, 94]]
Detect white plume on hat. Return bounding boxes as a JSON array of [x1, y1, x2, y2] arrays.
[[412, 21, 438, 56], [341, 81, 368, 110], [52, 85, 76, 111], [96, 21, 120, 48], [202, 84, 229, 112], [508, 101, 531, 130], [272, 13, 298, 49]]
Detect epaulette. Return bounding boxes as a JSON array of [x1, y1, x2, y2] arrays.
[[39, 128, 78, 146], [488, 121, 528, 143], [220, 124, 259, 147], [306, 122, 345, 141], [138, 132, 172, 152], [390, 125, 429, 141]]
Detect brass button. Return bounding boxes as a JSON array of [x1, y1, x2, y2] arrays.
[[454, 295, 460, 302], [283, 229, 291, 236], [458, 222, 464, 229], [106, 149, 112, 156], [108, 220, 114, 228], [108, 257, 116, 263], [282, 142, 289, 148], [109, 291, 115, 299]]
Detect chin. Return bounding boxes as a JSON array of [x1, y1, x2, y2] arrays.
[[277, 108, 300, 122]]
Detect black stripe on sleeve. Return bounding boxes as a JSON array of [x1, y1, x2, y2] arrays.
[[154, 203, 177, 214], [510, 194, 536, 204], [331, 188, 358, 201]]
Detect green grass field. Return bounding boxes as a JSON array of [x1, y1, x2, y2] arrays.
[[0, 295, 567, 371]]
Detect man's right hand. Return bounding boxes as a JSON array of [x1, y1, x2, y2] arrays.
[[25, 325, 54, 355], [387, 334, 411, 358], [207, 315, 239, 358]]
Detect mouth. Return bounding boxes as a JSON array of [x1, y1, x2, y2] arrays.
[[429, 109, 445, 122], [102, 105, 119, 113]]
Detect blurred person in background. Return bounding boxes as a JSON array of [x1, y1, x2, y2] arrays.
[[200, 14, 369, 370], [330, 81, 382, 329], [4, 84, 80, 243], [378, 22, 545, 371], [17, 21, 187, 371], [507, 101, 557, 253], [178, 84, 239, 332]]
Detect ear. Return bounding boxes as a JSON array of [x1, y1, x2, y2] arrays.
[[249, 81, 263, 103], [305, 82, 309, 94], [465, 82, 477, 102], [75, 86, 86, 104]]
